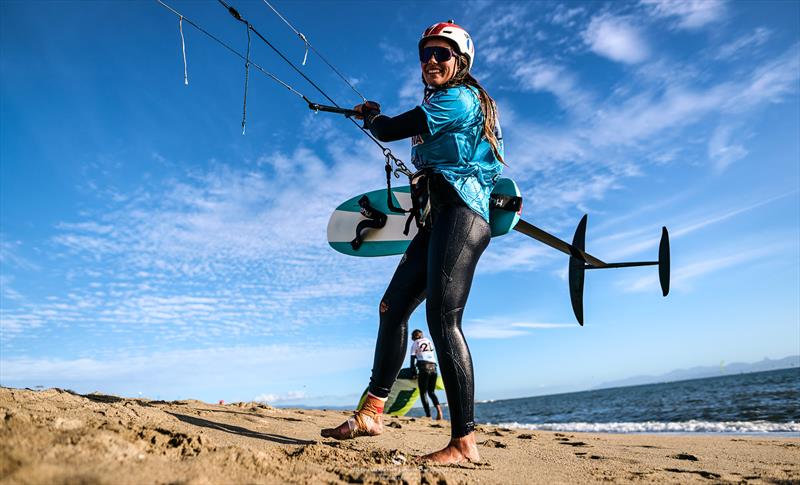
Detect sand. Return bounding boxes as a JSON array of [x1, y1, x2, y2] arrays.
[[1, 387, 798, 484]]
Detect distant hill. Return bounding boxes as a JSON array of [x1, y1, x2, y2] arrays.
[[595, 355, 799, 390]]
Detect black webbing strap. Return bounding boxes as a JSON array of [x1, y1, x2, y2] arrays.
[[384, 161, 430, 236], [385, 163, 410, 214], [403, 212, 416, 236], [351, 195, 388, 251], [403, 171, 431, 235]]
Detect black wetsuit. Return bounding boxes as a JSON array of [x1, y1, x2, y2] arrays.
[[415, 361, 440, 418], [364, 107, 490, 438]]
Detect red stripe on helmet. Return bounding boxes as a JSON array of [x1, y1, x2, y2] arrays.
[[423, 22, 458, 37]]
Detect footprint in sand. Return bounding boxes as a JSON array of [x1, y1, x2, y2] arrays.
[[559, 441, 589, 447], [574, 452, 605, 459], [480, 439, 507, 448], [664, 468, 721, 479]]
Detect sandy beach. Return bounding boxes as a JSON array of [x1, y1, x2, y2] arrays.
[[1, 387, 798, 484]]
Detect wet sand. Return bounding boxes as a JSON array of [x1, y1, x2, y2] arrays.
[[1, 387, 798, 484]]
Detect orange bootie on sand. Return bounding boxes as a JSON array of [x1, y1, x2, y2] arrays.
[[321, 393, 385, 440]]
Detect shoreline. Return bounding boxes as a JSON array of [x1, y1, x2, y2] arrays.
[[2, 387, 799, 484]]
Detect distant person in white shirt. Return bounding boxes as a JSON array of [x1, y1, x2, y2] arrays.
[[410, 329, 443, 420]]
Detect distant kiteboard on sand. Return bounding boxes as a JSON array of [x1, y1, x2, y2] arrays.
[[357, 368, 445, 416]]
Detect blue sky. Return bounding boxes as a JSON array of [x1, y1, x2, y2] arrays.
[[1, 0, 798, 406]]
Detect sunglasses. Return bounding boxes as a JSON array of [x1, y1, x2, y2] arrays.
[[419, 46, 455, 63]]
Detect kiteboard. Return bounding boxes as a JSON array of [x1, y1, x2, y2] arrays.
[[327, 177, 522, 257], [357, 367, 445, 416]]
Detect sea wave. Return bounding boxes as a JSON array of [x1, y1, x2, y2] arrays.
[[490, 420, 800, 433]]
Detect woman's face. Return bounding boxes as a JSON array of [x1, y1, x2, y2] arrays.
[[421, 39, 457, 87]]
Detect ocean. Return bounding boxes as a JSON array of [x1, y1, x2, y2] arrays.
[[407, 367, 800, 433]]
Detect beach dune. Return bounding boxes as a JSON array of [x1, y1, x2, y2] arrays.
[[1, 387, 798, 484]]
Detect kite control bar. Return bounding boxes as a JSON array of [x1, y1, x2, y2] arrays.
[[514, 215, 670, 325], [307, 102, 360, 118]]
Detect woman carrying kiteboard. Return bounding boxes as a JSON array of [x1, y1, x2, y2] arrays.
[[321, 21, 504, 465]]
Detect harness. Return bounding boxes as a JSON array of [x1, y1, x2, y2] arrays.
[[351, 166, 430, 250]]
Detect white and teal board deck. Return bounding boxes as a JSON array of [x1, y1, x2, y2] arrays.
[[327, 186, 415, 257], [327, 178, 521, 257]]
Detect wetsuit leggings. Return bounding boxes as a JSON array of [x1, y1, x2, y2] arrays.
[[417, 363, 440, 417], [368, 180, 490, 438]]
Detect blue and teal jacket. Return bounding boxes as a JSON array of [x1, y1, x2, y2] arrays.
[[411, 85, 504, 222]]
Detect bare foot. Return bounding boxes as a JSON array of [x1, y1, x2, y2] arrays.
[[321, 395, 385, 440], [421, 433, 480, 464], [435, 404, 444, 420], [321, 412, 383, 440]]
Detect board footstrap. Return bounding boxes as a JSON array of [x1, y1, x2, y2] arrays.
[[351, 195, 388, 251]]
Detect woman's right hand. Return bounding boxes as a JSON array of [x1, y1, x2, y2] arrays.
[[353, 101, 381, 120]]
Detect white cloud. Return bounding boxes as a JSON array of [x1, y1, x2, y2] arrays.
[[601, 190, 799, 261], [622, 244, 780, 293], [670, 192, 798, 238], [591, 190, 692, 235], [554, 174, 620, 205], [254, 390, 307, 403], [724, 44, 800, 111], [708, 125, 748, 173], [378, 41, 407, 65], [397, 68, 423, 107], [0, 275, 23, 302], [479, 241, 555, 274], [466, 316, 575, 339], [0, 239, 39, 303], [0, 237, 40, 271], [550, 5, 585, 27], [583, 14, 649, 64], [569, 44, 798, 153], [512, 60, 594, 116], [502, 118, 588, 175], [590, 85, 729, 146], [641, 0, 726, 30], [716, 27, 771, 60], [512, 322, 575, 329]]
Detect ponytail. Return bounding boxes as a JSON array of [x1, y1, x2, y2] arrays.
[[461, 72, 505, 165]]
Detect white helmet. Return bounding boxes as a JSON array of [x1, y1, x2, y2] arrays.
[[419, 20, 475, 71]]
